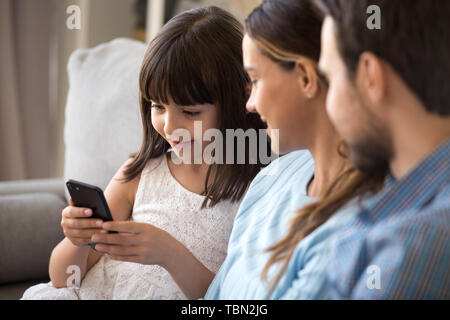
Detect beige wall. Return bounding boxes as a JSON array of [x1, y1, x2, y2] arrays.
[[173, 0, 262, 22], [0, 0, 137, 181], [85, 0, 136, 48], [0, 0, 52, 181], [52, 0, 136, 178]]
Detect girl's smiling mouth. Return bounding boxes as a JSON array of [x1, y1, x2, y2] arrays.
[[170, 139, 194, 150]]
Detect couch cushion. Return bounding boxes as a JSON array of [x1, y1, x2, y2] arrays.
[[0, 193, 65, 285], [64, 38, 146, 196]]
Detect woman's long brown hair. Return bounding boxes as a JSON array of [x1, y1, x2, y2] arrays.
[[121, 6, 270, 209], [245, 0, 387, 292]]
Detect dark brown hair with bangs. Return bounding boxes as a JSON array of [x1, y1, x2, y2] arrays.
[[122, 6, 269, 209]]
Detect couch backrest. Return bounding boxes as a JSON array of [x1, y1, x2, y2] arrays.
[[64, 38, 146, 196]]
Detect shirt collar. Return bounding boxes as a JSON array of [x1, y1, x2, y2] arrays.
[[364, 139, 450, 221]]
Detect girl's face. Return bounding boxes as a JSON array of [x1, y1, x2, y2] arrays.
[[151, 99, 219, 163], [243, 34, 317, 154]]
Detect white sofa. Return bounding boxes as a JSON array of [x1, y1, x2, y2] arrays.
[[0, 38, 147, 299]]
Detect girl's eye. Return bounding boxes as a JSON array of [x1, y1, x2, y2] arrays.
[[151, 104, 164, 111], [183, 111, 200, 116]]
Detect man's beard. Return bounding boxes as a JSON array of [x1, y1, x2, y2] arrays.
[[346, 116, 392, 174]]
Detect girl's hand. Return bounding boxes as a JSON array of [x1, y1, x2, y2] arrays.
[[93, 221, 215, 299], [61, 198, 106, 247], [91, 221, 178, 267]]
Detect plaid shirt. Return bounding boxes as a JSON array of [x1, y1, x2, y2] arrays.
[[326, 140, 450, 299]]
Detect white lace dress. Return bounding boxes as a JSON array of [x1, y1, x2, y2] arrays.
[[22, 154, 240, 299]]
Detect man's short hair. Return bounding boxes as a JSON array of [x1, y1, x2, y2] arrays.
[[315, 0, 450, 116]]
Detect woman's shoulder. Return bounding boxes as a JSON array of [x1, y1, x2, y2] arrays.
[[232, 150, 314, 222]]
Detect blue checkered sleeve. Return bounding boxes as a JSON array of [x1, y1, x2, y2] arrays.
[[350, 199, 450, 299]]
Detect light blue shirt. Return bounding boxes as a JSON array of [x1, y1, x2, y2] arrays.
[[204, 150, 369, 299]]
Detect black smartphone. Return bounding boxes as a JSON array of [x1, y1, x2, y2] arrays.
[[66, 179, 117, 248], [66, 179, 114, 222]]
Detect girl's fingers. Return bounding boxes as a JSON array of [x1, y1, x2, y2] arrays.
[[95, 244, 142, 256], [62, 205, 93, 219], [91, 232, 139, 246], [65, 228, 104, 239], [64, 217, 103, 229], [102, 221, 145, 234]]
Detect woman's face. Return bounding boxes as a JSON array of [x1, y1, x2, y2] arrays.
[[243, 34, 316, 154], [151, 99, 219, 164]]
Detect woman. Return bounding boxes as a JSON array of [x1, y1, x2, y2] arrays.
[[204, 0, 385, 299]]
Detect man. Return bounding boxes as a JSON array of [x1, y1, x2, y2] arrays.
[[316, 0, 449, 299]]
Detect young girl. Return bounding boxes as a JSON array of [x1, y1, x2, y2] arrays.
[[22, 6, 268, 300]]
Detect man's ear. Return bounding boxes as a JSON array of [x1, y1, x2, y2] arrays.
[[356, 52, 387, 106], [295, 58, 320, 99]]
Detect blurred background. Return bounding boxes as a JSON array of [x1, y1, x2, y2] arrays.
[[0, 0, 262, 182]]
